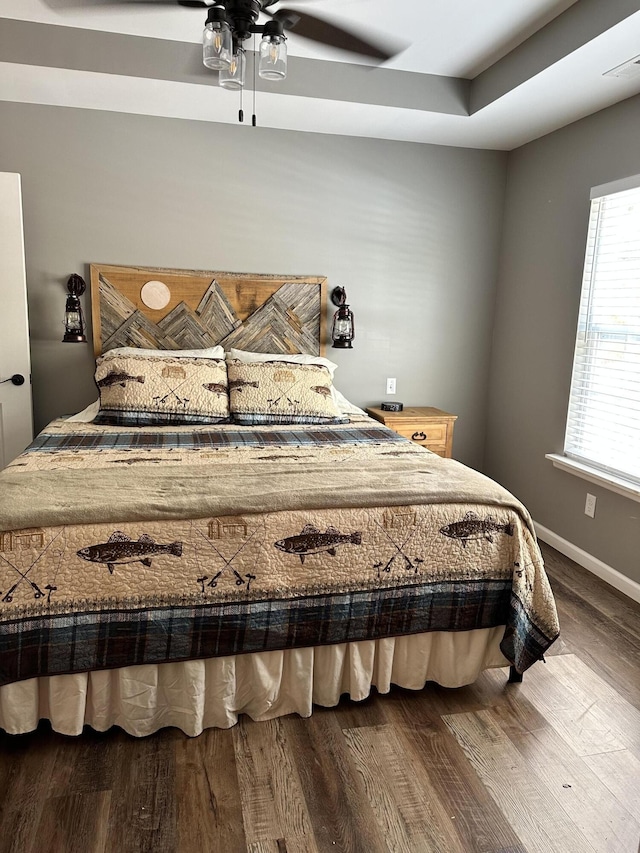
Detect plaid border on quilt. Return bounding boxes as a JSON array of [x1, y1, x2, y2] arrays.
[[0, 578, 551, 687]]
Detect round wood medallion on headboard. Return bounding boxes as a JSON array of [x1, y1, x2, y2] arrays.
[[140, 280, 171, 310]]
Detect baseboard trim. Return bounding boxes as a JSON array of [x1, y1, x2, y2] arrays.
[[534, 522, 640, 605]]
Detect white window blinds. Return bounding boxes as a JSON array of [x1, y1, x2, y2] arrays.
[[564, 179, 640, 486]]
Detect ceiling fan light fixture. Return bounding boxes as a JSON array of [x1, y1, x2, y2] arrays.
[[203, 8, 232, 70], [220, 46, 246, 89], [259, 21, 287, 81]]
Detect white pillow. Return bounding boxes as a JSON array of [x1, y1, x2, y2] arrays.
[[331, 387, 366, 416], [226, 348, 338, 378], [66, 399, 100, 422], [106, 345, 225, 360]]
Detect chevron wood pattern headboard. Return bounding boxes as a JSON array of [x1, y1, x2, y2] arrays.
[[89, 264, 328, 358]]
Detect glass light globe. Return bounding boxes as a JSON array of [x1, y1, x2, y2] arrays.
[[220, 48, 246, 90], [203, 20, 232, 70], [259, 34, 287, 80]]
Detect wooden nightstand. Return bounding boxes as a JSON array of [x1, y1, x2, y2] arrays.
[[366, 406, 458, 458]]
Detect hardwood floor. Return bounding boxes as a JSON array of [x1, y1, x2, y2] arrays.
[[1, 543, 639, 853]]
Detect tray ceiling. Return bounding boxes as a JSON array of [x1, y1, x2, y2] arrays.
[[1, 0, 640, 149]]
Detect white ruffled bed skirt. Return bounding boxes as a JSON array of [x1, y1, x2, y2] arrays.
[[0, 627, 510, 737]]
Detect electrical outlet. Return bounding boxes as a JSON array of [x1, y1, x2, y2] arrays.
[[585, 493, 597, 518], [386, 378, 396, 395]]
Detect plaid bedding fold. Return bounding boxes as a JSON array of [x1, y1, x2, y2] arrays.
[[22, 423, 403, 453]]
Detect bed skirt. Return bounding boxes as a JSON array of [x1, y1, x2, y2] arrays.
[[0, 627, 510, 737]]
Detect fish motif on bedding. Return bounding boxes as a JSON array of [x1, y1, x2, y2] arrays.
[[97, 371, 145, 388], [440, 511, 515, 547], [228, 379, 259, 392], [274, 523, 362, 564], [77, 531, 183, 574], [202, 382, 227, 395]]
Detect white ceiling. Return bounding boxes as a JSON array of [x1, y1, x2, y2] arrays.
[[1, 0, 640, 149]]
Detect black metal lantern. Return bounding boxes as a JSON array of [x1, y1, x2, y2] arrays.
[[331, 286, 355, 349], [62, 274, 87, 343]]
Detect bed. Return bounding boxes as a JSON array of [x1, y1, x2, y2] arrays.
[[0, 265, 559, 737]]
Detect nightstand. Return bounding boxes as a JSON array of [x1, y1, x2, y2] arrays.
[[366, 406, 458, 458]]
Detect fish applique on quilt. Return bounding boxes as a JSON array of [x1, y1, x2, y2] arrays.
[[228, 379, 259, 392], [77, 531, 183, 574], [274, 524, 362, 564], [440, 511, 514, 547], [202, 382, 227, 395], [97, 371, 145, 388]]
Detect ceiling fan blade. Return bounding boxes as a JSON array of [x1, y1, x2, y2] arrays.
[[42, 0, 211, 8], [261, 0, 320, 6], [270, 8, 397, 61]]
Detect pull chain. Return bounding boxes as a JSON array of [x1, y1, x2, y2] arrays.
[[252, 33, 257, 126]]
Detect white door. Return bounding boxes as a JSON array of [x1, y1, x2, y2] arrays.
[[0, 173, 33, 469]]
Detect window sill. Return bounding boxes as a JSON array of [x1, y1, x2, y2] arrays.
[[545, 454, 640, 503]]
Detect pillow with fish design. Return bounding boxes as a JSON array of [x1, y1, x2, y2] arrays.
[[94, 352, 230, 426], [227, 359, 348, 425]]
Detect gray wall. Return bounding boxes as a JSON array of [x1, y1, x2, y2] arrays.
[[485, 93, 640, 584], [0, 102, 507, 469]]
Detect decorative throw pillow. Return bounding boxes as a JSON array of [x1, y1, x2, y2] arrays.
[[94, 352, 229, 426], [227, 359, 348, 425], [225, 349, 362, 414]]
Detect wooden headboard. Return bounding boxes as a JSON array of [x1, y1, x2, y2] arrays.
[[89, 264, 328, 358]]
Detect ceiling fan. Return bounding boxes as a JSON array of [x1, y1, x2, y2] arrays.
[[204, 0, 399, 90], [44, 1, 399, 64], [192, 0, 395, 62], [43, 0, 402, 117]]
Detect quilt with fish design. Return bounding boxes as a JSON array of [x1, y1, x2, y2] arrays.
[[0, 417, 559, 687]]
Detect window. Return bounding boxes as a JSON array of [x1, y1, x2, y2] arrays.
[[563, 175, 640, 488]]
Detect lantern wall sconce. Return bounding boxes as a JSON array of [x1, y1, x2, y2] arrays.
[[62, 274, 88, 343], [330, 286, 355, 349]]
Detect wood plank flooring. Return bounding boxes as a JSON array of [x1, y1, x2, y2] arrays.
[[1, 542, 639, 853]]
